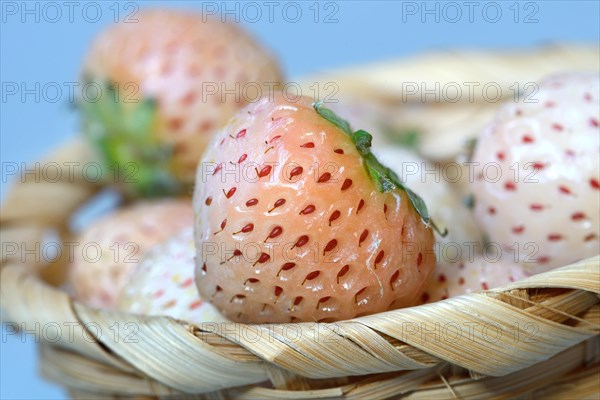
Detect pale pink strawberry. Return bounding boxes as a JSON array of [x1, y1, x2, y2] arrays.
[[80, 9, 283, 197], [117, 228, 227, 324], [69, 199, 193, 308], [421, 256, 529, 304], [193, 94, 436, 323], [471, 73, 600, 271]]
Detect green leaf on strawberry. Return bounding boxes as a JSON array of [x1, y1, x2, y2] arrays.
[[312, 103, 353, 136], [314, 101, 447, 237], [78, 81, 180, 198]]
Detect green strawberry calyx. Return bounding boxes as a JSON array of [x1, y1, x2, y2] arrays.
[[314, 101, 447, 237], [78, 80, 180, 198]]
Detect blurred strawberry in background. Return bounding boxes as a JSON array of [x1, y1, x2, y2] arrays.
[[78, 9, 283, 198]]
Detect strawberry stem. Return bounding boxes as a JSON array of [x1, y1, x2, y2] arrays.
[[314, 101, 448, 237]]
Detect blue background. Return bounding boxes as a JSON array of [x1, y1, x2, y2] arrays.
[[1, 1, 599, 398]]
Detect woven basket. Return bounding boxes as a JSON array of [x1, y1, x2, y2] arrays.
[[2, 47, 600, 399]]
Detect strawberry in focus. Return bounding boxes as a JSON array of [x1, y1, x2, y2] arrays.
[[118, 228, 227, 324], [193, 95, 437, 323], [471, 73, 600, 271], [79, 9, 283, 197], [69, 199, 193, 309]]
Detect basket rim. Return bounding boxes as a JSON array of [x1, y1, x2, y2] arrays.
[[1, 255, 598, 394]]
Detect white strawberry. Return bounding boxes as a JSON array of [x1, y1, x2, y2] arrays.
[[80, 9, 283, 197], [69, 199, 193, 309], [117, 228, 227, 324], [422, 256, 529, 303], [471, 72, 600, 271], [193, 95, 437, 323]]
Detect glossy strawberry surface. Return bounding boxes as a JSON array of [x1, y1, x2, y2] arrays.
[[194, 95, 436, 323], [471, 73, 600, 271]]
